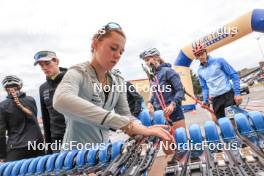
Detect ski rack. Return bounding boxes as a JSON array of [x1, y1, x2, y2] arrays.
[[0, 109, 264, 176], [0, 110, 166, 176], [164, 108, 264, 176]]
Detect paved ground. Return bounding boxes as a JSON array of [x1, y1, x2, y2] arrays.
[[110, 84, 264, 176], [185, 84, 264, 129], [110, 84, 264, 144], [150, 85, 264, 175], [240, 85, 264, 113]]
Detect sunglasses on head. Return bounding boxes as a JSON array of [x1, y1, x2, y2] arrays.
[[34, 51, 56, 61], [97, 22, 122, 37], [105, 22, 122, 30]]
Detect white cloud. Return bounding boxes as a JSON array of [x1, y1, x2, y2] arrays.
[[0, 0, 263, 97]]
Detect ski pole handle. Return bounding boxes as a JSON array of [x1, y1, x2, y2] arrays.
[[8, 88, 33, 117]]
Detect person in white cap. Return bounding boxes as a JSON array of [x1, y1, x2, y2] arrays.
[[0, 75, 44, 161], [34, 51, 67, 153]]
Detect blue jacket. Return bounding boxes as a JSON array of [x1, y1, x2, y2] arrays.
[[198, 56, 240, 103], [150, 63, 185, 110]]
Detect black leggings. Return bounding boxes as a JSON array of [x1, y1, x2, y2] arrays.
[[6, 148, 45, 162]]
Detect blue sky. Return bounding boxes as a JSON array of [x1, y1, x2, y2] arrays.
[[0, 0, 263, 102]]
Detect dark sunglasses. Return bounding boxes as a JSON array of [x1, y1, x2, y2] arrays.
[[97, 22, 122, 38], [105, 22, 121, 30]]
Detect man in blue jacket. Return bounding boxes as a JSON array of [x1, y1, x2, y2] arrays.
[[192, 42, 242, 119]]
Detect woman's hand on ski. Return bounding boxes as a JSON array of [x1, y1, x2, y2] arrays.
[[122, 121, 174, 142]]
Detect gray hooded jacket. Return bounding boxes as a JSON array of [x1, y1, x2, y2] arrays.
[[53, 61, 132, 148]]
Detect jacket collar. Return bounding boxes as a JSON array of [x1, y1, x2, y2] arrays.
[[87, 62, 117, 85], [46, 67, 67, 84], [200, 56, 211, 67], [156, 63, 172, 72]]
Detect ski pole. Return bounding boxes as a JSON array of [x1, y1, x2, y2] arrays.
[[154, 75, 167, 109], [184, 89, 218, 122], [142, 64, 173, 126]]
